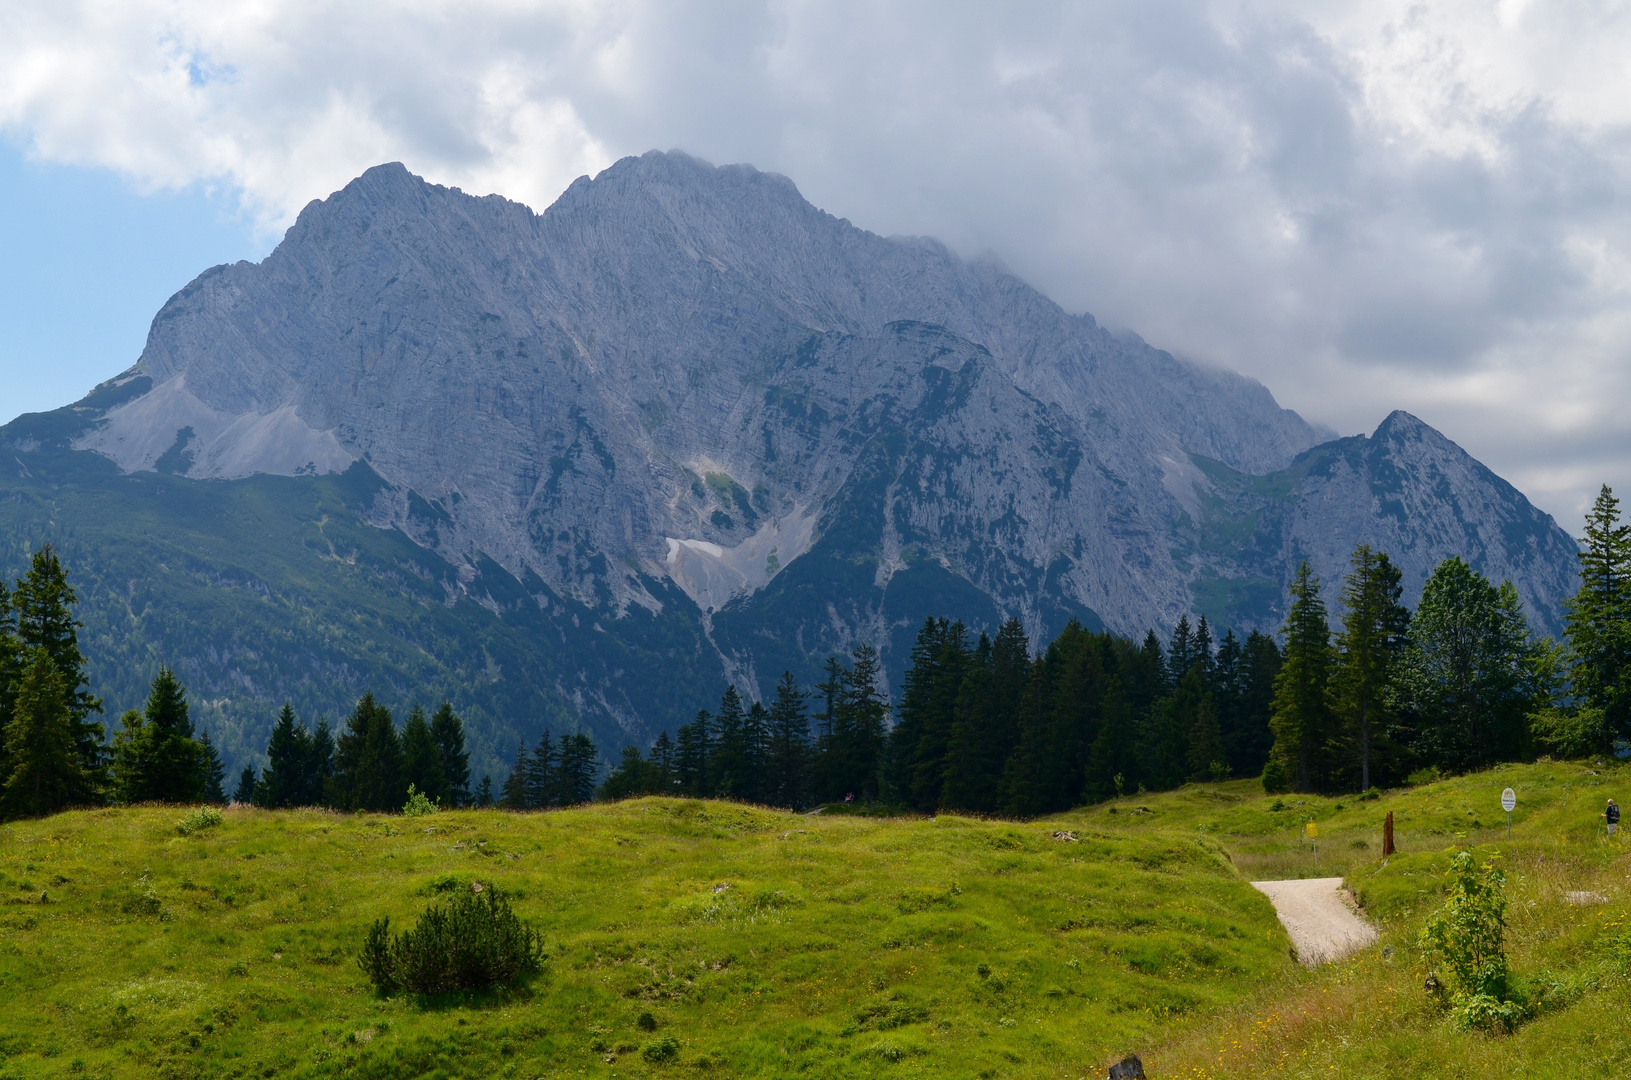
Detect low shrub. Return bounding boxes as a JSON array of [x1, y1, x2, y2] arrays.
[[642, 1036, 679, 1063], [359, 886, 545, 995], [176, 807, 224, 835], [1420, 850, 1522, 1031], [402, 785, 439, 818]]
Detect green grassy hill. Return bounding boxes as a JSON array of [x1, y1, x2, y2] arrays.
[[2, 760, 1629, 1078]]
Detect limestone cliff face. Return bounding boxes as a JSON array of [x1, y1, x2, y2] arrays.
[[70, 152, 1577, 684]]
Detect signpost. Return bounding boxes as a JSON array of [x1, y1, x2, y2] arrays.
[[1306, 820, 1318, 869], [1502, 787, 1516, 838]]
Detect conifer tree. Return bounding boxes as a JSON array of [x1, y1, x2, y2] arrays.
[[1185, 695, 1226, 781], [648, 730, 677, 792], [1083, 676, 1138, 802], [526, 733, 556, 808], [0, 584, 19, 774], [996, 657, 1054, 816], [763, 672, 810, 809], [555, 733, 598, 805], [11, 547, 106, 801], [474, 774, 494, 807], [1267, 562, 1336, 793], [1, 649, 84, 818], [599, 745, 653, 800], [200, 731, 227, 805], [836, 643, 890, 801], [112, 668, 208, 804], [258, 703, 312, 808], [1231, 630, 1281, 778], [330, 693, 403, 811], [429, 702, 471, 806], [305, 717, 335, 806], [810, 657, 847, 801], [1334, 545, 1410, 791], [675, 712, 711, 797], [743, 701, 770, 803], [1397, 558, 1543, 771], [401, 706, 449, 807], [500, 744, 530, 809], [1564, 485, 1631, 747], [710, 686, 749, 800], [234, 765, 258, 805]]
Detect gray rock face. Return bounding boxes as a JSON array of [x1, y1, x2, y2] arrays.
[[73, 151, 1578, 688]]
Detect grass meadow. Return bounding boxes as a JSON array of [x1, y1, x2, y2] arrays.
[[1, 759, 1629, 1078]]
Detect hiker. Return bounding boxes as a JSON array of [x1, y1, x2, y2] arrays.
[[1604, 799, 1620, 837]]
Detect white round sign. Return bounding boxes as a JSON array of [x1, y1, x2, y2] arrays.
[[1501, 788, 1516, 813]]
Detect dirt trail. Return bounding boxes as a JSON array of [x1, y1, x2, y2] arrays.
[[1251, 877, 1377, 966]]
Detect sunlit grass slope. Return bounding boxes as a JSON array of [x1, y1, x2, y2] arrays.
[[1089, 759, 1631, 1078], [0, 798, 1293, 1079]]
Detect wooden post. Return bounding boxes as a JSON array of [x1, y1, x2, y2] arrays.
[[1383, 810, 1395, 857]]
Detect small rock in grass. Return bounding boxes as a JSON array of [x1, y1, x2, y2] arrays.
[[1566, 891, 1607, 905], [1051, 831, 1078, 842], [1107, 1054, 1145, 1079]]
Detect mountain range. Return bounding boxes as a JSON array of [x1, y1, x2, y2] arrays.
[[0, 152, 1581, 778]]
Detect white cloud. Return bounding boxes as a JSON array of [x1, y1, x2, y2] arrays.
[[1, 0, 1629, 528]]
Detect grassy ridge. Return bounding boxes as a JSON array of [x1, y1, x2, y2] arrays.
[[5, 762, 1631, 1078], [0, 799, 1290, 1079], [1100, 760, 1631, 1077]]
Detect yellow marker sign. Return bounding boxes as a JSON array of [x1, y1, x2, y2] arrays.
[[1305, 821, 1318, 839]]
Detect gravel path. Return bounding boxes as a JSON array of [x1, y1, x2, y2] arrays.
[[1251, 877, 1378, 966]]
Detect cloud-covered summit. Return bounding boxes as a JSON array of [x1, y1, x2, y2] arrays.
[[2, 0, 1628, 526]]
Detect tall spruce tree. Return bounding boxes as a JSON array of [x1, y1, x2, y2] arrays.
[[810, 657, 847, 802], [11, 547, 106, 802], [763, 672, 811, 809], [1397, 558, 1544, 771], [501, 743, 531, 809], [474, 774, 494, 807], [429, 703, 471, 806], [305, 717, 335, 806], [675, 711, 711, 797], [836, 643, 890, 801], [1266, 562, 1336, 793], [233, 765, 258, 805], [709, 686, 750, 800], [112, 668, 208, 804], [257, 703, 312, 809], [599, 745, 654, 800], [526, 733, 557, 808], [555, 733, 598, 805], [330, 693, 403, 811], [1564, 485, 1631, 748], [401, 706, 449, 806], [200, 731, 227, 805], [1334, 545, 1410, 791], [648, 731, 677, 793], [1, 648, 85, 819], [743, 700, 770, 804]]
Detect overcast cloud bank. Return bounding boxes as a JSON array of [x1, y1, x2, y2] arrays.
[[2, 0, 1627, 527]]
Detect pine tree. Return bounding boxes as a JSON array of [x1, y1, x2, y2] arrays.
[[112, 668, 208, 804], [997, 656, 1054, 816], [1083, 676, 1138, 802], [401, 706, 449, 807], [1232, 630, 1281, 778], [675, 712, 711, 797], [886, 619, 972, 811], [1185, 694, 1226, 781], [429, 703, 471, 806], [258, 703, 312, 808], [1, 649, 85, 818], [500, 744, 530, 809], [648, 731, 677, 793], [330, 693, 403, 811], [555, 733, 598, 805], [11, 547, 106, 802], [836, 643, 890, 801], [305, 717, 335, 807], [526, 733, 556, 808], [743, 701, 769, 804], [763, 672, 810, 809], [474, 774, 494, 807], [1397, 558, 1544, 771], [234, 765, 258, 805], [1564, 485, 1631, 748], [599, 746, 653, 800], [1334, 545, 1410, 791], [1267, 562, 1336, 793], [200, 731, 227, 805], [710, 686, 749, 800]]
